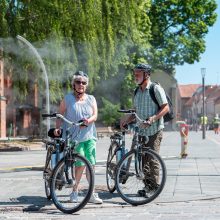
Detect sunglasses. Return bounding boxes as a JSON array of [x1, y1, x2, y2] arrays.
[[75, 80, 87, 85]]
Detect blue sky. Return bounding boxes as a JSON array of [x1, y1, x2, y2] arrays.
[[175, 1, 220, 85]]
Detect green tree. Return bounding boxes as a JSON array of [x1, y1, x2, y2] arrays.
[[148, 0, 217, 73], [1, 0, 152, 104], [0, 0, 218, 108], [99, 97, 121, 126], [0, 0, 9, 38]]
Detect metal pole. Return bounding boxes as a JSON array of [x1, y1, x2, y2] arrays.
[[202, 76, 205, 139], [16, 35, 50, 132], [201, 68, 206, 139]]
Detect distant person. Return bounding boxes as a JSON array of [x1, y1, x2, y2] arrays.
[[179, 121, 189, 158], [54, 71, 102, 204], [212, 114, 220, 134], [200, 115, 208, 130]]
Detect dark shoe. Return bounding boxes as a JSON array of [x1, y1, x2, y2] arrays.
[[119, 169, 128, 184], [137, 189, 149, 198], [138, 183, 159, 197], [181, 153, 188, 158]]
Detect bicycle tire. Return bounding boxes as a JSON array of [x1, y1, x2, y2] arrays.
[[50, 154, 94, 214], [106, 141, 118, 193], [44, 179, 51, 200], [115, 149, 166, 206], [44, 148, 52, 200]]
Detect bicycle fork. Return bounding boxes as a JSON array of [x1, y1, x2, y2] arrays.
[[64, 152, 76, 186], [135, 148, 145, 180]]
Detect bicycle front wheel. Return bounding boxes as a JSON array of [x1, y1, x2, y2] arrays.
[[50, 154, 94, 214], [115, 149, 166, 206]]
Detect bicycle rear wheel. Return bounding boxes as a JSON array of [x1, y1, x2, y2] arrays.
[[43, 148, 53, 200], [44, 174, 51, 200], [115, 149, 166, 206], [50, 154, 94, 214], [106, 142, 118, 193]]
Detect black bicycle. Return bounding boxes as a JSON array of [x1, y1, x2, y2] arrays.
[[43, 133, 65, 200], [115, 109, 167, 206], [42, 113, 94, 214], [106, 130, 128, 193]]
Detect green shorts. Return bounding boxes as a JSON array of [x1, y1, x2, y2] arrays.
[[75, 139, 96, 166]]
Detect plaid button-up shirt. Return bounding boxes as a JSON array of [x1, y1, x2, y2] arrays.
[[133, 80, 168, 136]]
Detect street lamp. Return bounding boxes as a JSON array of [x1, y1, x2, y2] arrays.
[[201, 68, 206, 139]]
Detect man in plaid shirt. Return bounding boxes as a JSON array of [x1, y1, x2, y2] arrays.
[[121, 63, 169, 196]]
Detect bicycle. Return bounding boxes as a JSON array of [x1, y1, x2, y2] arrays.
[[42, 113, 94, 214], [106, 130, 128, 193], [43, 131, 65, 200], [115, 109, 167, 206]]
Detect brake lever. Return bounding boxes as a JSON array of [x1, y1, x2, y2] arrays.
[[78, 119, 88, 127]]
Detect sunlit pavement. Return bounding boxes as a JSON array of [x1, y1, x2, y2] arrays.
[[1, 130, 220, 216]]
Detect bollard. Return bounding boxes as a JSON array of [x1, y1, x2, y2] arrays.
[[179, 122, 189, 158]]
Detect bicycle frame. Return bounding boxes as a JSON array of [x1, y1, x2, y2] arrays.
[[43, 113, 86, 186], [117, 110, 153, 182], [109, 131, 126, 161], [115, 109, 167, 205]]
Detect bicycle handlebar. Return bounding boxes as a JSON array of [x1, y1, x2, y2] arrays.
[[42, 113, 57, 118], [42, 113, 87, 127], [117, 109, 136, 114], [118, 109, 150, 125]]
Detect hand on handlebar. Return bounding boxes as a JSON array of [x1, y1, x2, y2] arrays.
[[120, 114, 136, 130], [120, 122, 128, 130], [78, 118, 89, 129], [139, 115, 157, 129], [139, 119, 152, 129]]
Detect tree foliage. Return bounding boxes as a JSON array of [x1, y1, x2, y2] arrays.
[[0, 0, 218, 107], [1, 0, 152, 103], [99, 97, 121, 126], [148, 0, 217, 73]]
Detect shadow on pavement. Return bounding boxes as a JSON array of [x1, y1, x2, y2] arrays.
[[95, 186, 128, 206], [0, 196, 53, 211], [99, 191, 127, 205]]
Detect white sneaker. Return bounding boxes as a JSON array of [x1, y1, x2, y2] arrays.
[[70, 191, 78, 203], [89, 193, 103, 204]]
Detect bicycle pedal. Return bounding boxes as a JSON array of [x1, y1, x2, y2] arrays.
[[65, 179, 75, 188], [137, 189, 149, 198]]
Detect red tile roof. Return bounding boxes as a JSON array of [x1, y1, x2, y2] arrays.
[[206, 86, 220, 101], [184, 85, 220, 107], [185, 96, 195, 106], [215, 97, 220, 105], [178, 84, 201, 98]]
